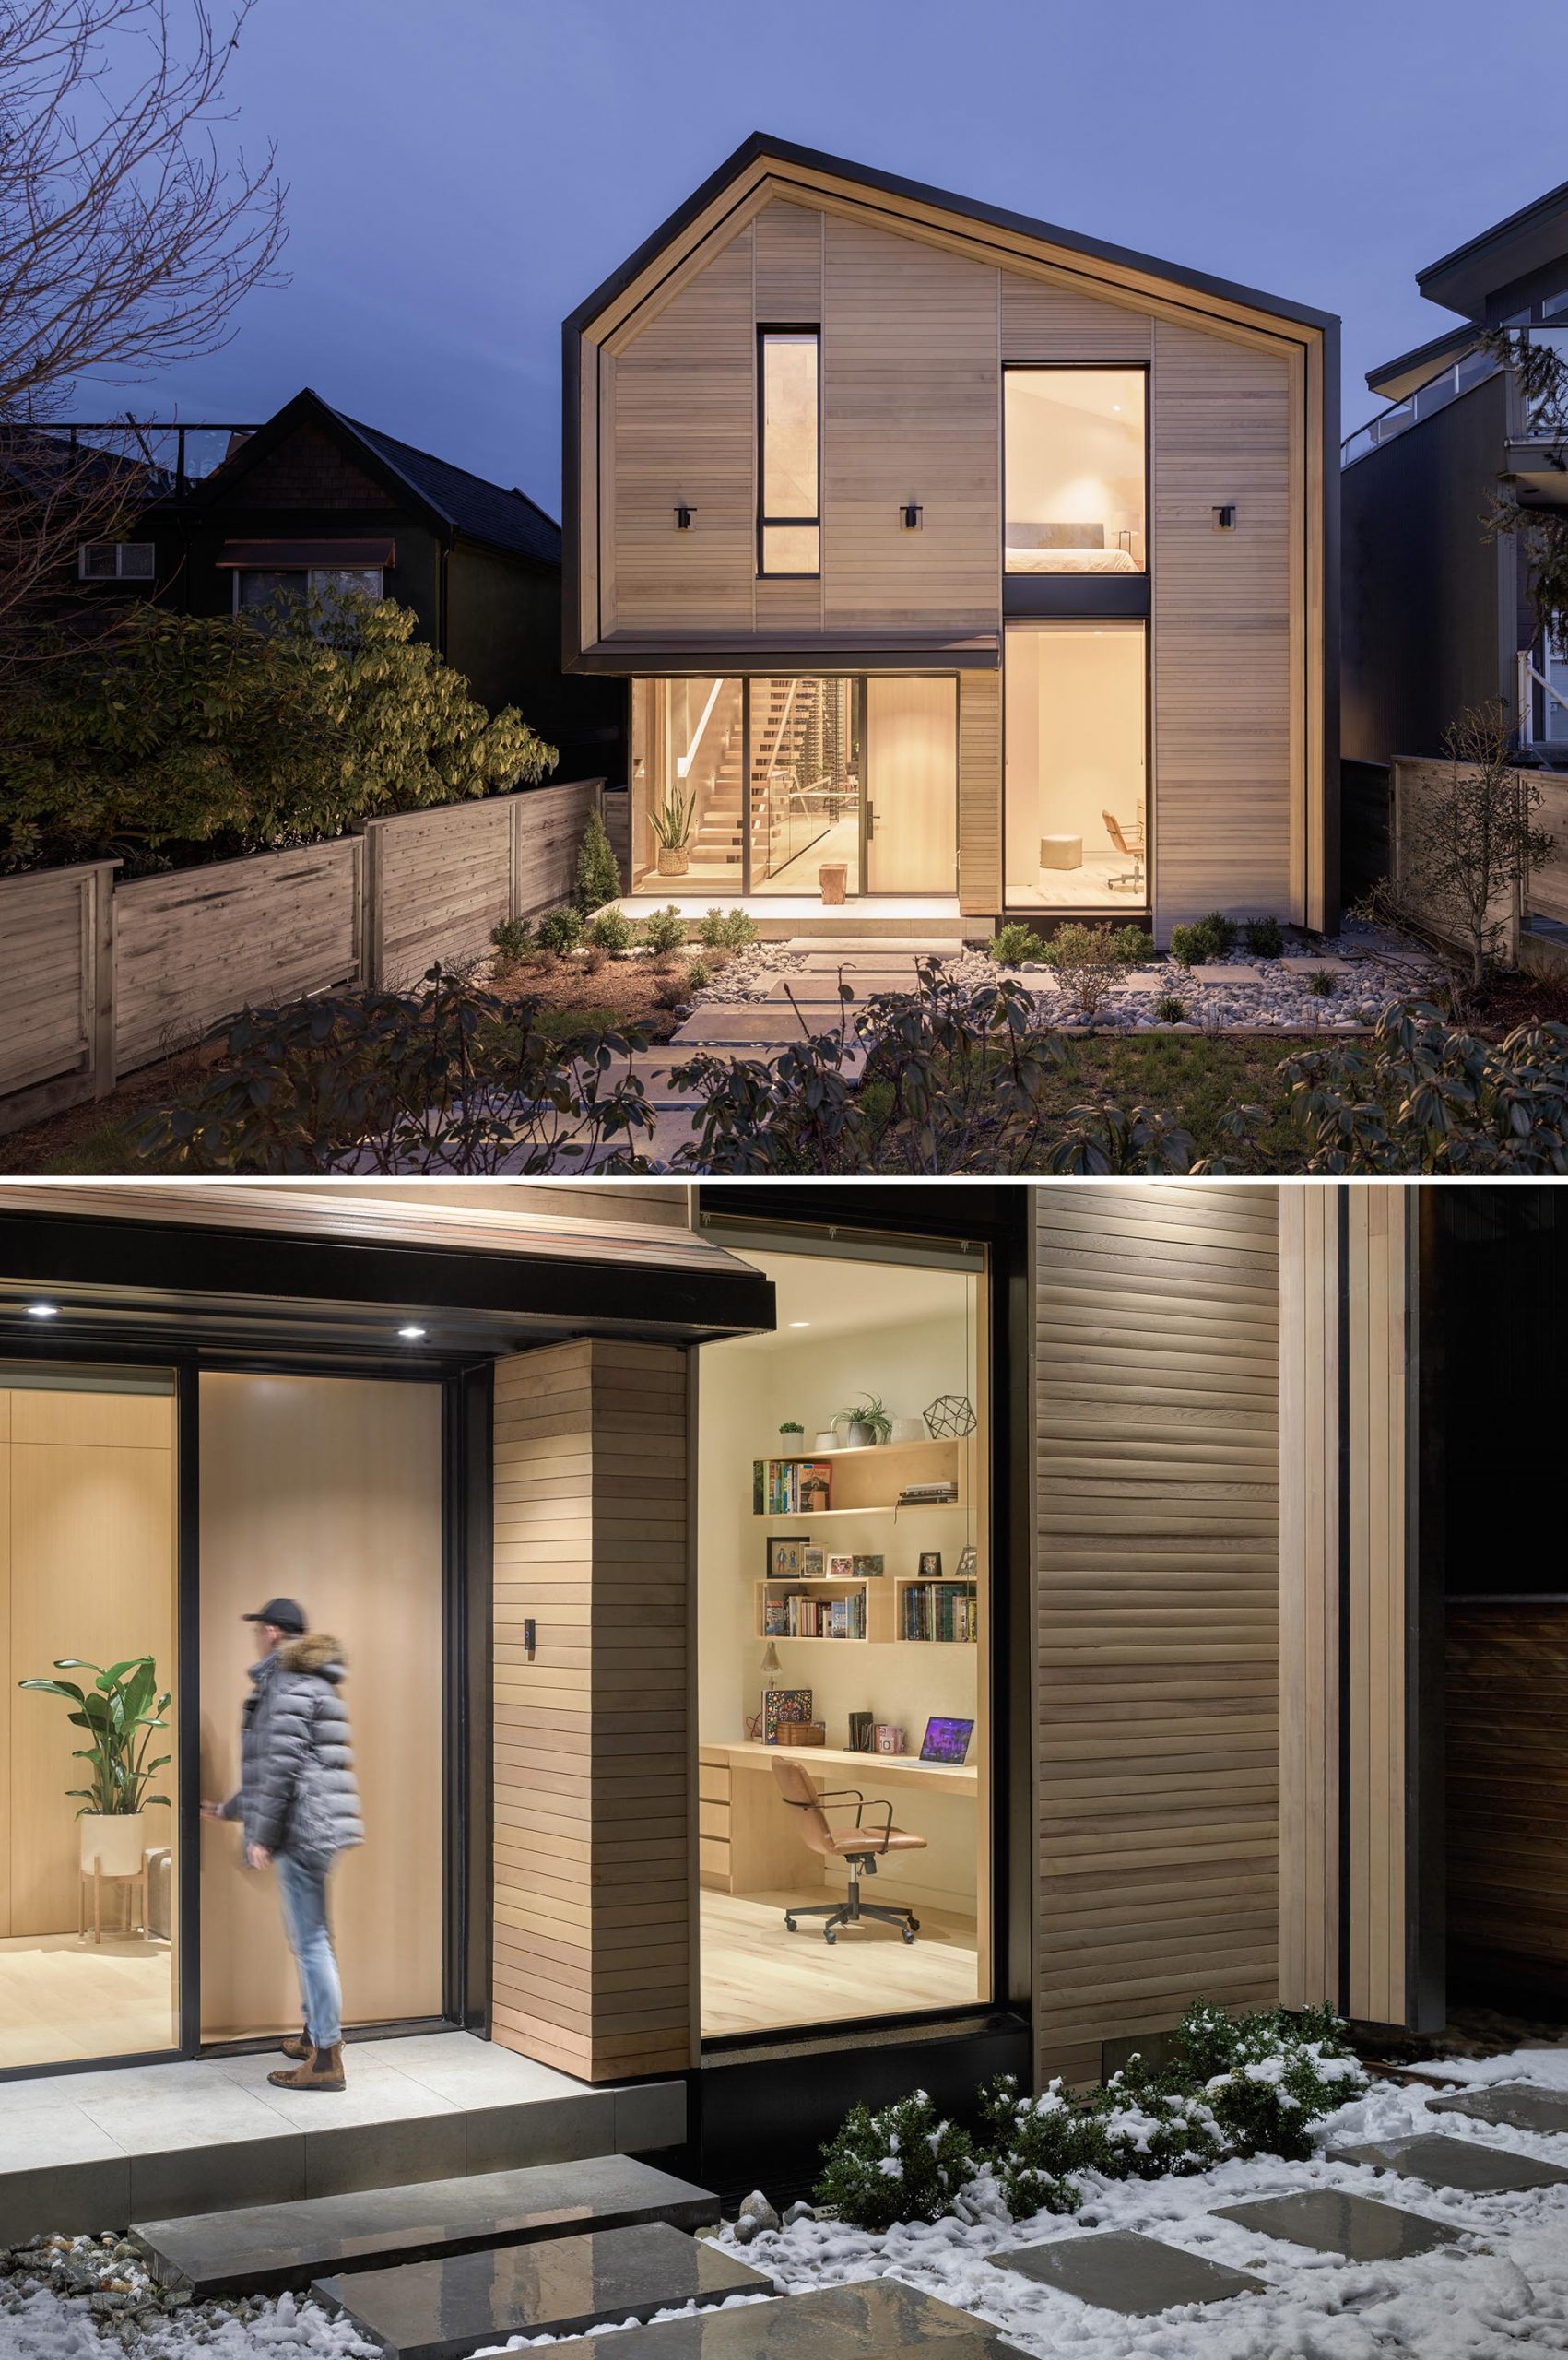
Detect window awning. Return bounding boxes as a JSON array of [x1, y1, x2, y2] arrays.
[[215, 538, 395, 569]]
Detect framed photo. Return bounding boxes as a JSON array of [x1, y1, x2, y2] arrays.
[[765, 1687, 813, 1743], [767, 1535, 808, 1580], [802, 1547, 825, 1578], [797, 1460, 833, 1514], [874, 1722, 904, 1755], [918, 1551, 943, 1578], [955, 1544, 979, 1580], [852, 1552, 885, 1579], [828, 1554, 854, 1580]]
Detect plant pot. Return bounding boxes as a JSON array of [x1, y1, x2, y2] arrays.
[[844, 1420, 877, 1449], [79, 1811, 147, 1879], [657, 844, 690, 876], [890, 1417, 926, 1444]]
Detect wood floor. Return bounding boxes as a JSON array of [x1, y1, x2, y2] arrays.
[[0, 1932, 177, 2069], [700, 1886, 979, 2039], [1007, 854, 1144, 909]]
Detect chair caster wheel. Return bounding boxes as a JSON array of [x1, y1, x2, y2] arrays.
[[907, 1917, 920, 1933], [824, 1929, 836, 1945], [902, 1927, 916, 1944], [784, 1916, 797, 1932]]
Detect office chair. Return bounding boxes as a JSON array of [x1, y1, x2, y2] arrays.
[[771, 1753, 927, 1944]]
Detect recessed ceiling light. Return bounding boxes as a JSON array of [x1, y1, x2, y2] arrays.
[[788, 1320, 810, 1328], [397, 1324, 427, 1341], [27, 1303, 58, 1319]]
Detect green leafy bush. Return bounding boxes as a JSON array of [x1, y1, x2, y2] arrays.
[[1198, 911, 1239, 957], [1156, 995, 1187, 1024], [489, 917, 535, 964], [1084, 2072, 1227, 2181], [1164, 2002, 1364, 2163], [685, 958, 712, 991], [815, 2091, 977, 2232], [1043, 921, 1145, 1021], [698, 907, 758, 950], [573, 807, 622, 913], [536, 905, 584, 955], [586, 906, 635, 953], [1308, 969, 1337, 997], [1169, 912, 1238, 967], [976, 2079, 1090, 2219], [1279, 1001, 1568, 1173], [1244, 916, 1285, 959], [1109, 926, 1156, 964], [988, 922, 1049, 966], [642, 904, 688, 956]]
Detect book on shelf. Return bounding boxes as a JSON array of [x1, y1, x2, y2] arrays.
[[900, 1580, 979, 1643], [764, 1586, 867, 1640], [753, 1457, 833, 1516]]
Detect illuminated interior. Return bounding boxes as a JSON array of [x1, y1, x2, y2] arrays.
[[1004, 623, 1148, 909], [1004, 369, 1147, 574]]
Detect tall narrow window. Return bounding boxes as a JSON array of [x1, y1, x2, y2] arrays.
[[759, 329, 819, 576]]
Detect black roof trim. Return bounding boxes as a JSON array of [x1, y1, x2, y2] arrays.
[[1366, 321, 1480, 401], [565, 130, 1338, 340], [1419, 177, 1568, 311]]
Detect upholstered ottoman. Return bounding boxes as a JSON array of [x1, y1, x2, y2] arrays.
[[1040, 834, 1082, 870]]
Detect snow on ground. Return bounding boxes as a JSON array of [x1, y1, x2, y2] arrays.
[[0, 2284, 378, 2360]]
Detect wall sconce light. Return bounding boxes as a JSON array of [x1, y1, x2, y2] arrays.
[[901, 502, 923, 531], [1212, 503, 1238, 531], [523, 1617, 536, 1660], [674, 503, 694, 531]]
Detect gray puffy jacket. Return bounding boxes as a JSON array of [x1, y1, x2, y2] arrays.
[[222, 1634, 364, 1867]]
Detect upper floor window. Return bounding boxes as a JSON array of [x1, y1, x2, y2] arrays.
[[77, 541, 155, 581], [236, 564, 383, 630], [759, 328, 819, 576], [1004, 368, 1146, 574]]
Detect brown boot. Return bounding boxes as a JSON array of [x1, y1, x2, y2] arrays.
[[267, 2042, 345, 2091], [280, 2030, 312, 2061]]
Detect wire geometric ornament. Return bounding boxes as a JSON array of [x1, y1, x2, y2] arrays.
[[924, 1394, 976, 1439]]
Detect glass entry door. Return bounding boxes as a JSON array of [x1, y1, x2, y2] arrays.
[[864, 678, 959, 894]]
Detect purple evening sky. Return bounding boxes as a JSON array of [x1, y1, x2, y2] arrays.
[[98, 0, 1566, 514]]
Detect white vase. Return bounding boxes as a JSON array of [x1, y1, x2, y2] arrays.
[[890, 1417, 925, 1443], [79, 1811, 147, 1878]]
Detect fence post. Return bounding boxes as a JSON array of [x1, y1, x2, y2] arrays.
[[90, 863, 118, 1097]]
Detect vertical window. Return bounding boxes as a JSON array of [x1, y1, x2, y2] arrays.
[[1004, 369, 1147, 573], [759, 329, 819, 576]]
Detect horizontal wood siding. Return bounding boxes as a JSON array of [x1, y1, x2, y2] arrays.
[[1033, 1185, 1280, 2083], [491, 1339, 693, 2083], [113, 840, 362, 1076], [959, 669, 1002, 914], [1152, 320, 1295, 935], [363, 797, 513, 989], [822, 215, 999, 634], [610, 226, 756, 637], [1001, 277, 1152, 361], [753, 197, 822, 320], [0, 865, 114, 1129], [1447, 1604, 1568, 1994]]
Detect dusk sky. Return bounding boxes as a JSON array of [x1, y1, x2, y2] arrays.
[[111, 0, 1566, 514]]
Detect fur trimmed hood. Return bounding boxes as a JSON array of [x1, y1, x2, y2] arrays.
[[278, 1632, 348, 1681]]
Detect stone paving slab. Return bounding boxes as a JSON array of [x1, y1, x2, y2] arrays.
[[784, 938, 962, 956], [670, 1009, 833, 1044], [1190, 964, 1264, 986], [1428, 2083, 1568, 2136], [314, 2222, 772, 2360], [539, 2279, 1028, 2360], [1328, 2132, 1568, 2192], [135, 2157, 719, 2298], [1215, 2188, 1464, 2261], [1281, 956, 1351, 975], [988, 2229, 1267, 2316], [1114, 971, 1167, 990]]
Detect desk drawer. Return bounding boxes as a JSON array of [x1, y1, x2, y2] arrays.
[[699, 1764, 731, 1806], [699, 1835, 731, 1889], [699, 1798, 730, 1839]]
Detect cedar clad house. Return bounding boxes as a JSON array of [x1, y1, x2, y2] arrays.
[[564, 136, 1339, 941]]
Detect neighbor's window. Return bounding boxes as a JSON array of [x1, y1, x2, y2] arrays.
[[236, 565, 383, 628], [77, 542, 155, 581], [759, 328, 819, 576], [1004, 369, 1146, 574]]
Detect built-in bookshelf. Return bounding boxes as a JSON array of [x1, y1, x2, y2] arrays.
[[752, 1435, 979, 1647], [756, 1573, 895, 1644], [895, 1576, 979, 1645], [753, 1435, 968, 1518]]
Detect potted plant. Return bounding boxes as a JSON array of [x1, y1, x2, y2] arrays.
[[778, 1421, 805, 1444], [837, 1395, 892, 1448], [17, 1656, 171, 1879], [650, 785, 697, 876]]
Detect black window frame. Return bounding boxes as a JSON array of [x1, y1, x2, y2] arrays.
[[757, 324, 822, 580], [1001, 360, 1151, 620]]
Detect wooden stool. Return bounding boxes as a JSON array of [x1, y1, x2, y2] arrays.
[[80, 1851, 150, 1943], [819, 862, 848, 905]]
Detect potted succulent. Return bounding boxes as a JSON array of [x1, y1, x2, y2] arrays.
[[17, 1655, 171, 1878], [650, 785, 697, 876], [837, 1395, 893, 1448], [778, 1421, 805, 1443]]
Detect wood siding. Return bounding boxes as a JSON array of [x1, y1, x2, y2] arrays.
[[490, 1339, 693, 2083], [0, 864, 115, 1131], [1447, 1604, 1568, 1998], [1277, 1187, 1416, 2028], [959, 670, 1002, 913], [1032, 1185, 1280, 2083], [1151, 321, 1295, 935], [1001, 278, 1152, 362]]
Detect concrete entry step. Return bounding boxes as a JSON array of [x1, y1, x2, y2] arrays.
[[541, 2277, 1030, 2358], [784, 938, 967, 956], [1328, 2131, 1568, 2191], [989, 2229, 1267, 2316], [313, 2221, 772, 2359], [133, 2155, 719, 2298], [1215, 2188, 1463, 2261], [1428, 2083, 1568, 2136]]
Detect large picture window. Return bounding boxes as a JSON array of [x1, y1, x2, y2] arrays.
[[759, 329, 820, 576], [1004, 369, 1146, 575], [1005, 623, 1147, 909]]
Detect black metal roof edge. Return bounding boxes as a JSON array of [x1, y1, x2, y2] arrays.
[[0, 1209, 777, 1344], [563, 129, 1339, 341], [1417, 176, 1568, 297], [1365, 320, 1480, 398]]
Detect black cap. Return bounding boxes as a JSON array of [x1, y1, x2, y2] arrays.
[[242, 1597, 306, 1634]]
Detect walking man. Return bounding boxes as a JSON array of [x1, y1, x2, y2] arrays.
[[202, 1596, 362, 2091]]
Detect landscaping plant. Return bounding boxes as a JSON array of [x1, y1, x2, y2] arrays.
[[1277, 1000, 1568, 1174], [572, 807, 622, 913], [1162, 2000, 1364, 2162], [815, 2092, 978, 2233], [1308, 969, 1337, 997], [1169, 912, 1238, 967], [1043, 921, 1146, 1021], [1395, 702, 1552, 988], [1156, 995, 1187, 1024], [586, 905, 635, 953], [642, 904, 689, 957], [699, 906, 758, 950], [489, 917, 535, 966], [17, 1656, 171, 1817], [536, 904, 584, 955], [988, 921, 1049, 966], [1245, 916, 1285, 958]]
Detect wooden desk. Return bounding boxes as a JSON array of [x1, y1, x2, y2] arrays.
[[700, 1740, 978, 1894]]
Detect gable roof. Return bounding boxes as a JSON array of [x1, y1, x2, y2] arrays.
[[567, 130, 1338, 342], [188, 388, 560, 568]]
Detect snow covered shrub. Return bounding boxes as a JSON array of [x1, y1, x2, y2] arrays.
[[1166, 2001, 1366, 2162], [814, 2089, 977, 2231], [978, 2075, 1091, 2219], [1084, 2069, 1229, 2180]]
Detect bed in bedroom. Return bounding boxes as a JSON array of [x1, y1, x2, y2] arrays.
[[1005, 522, 1140, 572]]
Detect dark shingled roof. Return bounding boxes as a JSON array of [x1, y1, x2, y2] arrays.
[[341, 414, 561, 567]]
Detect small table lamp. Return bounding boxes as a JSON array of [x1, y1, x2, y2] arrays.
[[746, 1643, 783, 1740]]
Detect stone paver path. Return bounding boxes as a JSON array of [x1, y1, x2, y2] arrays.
[[1327, 2131, 1568, 2192], [988, 2229, 1267, 2316], [1428, 2084, 1568, 2136], [1214, 2188, 1463, 2261]]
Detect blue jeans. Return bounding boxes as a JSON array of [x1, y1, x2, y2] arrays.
[[274, 1851, 342, 2049]]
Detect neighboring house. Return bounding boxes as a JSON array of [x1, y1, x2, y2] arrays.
[[2, 1176, 1550, 2206], [65, 390, 622, 782], [563, 134, 1339, 941], [1342, 178, 1568, 775]]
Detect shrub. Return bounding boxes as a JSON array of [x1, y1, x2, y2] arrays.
[[654, 974, 692, 1011], [642, 904, 688, 957], [1043, 1102, 1195, 1176], [536, 905, 584, 955], [1165, 2001, 1365, 2163], [1308, 968, 1337, 997], [1156, 995, 1187, 1024], [1279, 999, 1568, 1174], [1085, 2071, 1228, 2180], [1245, 916, 1285, 959], [587, 905, 635, 953], [989, 921, 1049, 966], [132, 967, 654, 1174], [699, 907, 758, 950], [1042, 922, 1141, 1022], [489, 917, 535, 965], [573, 807, 622, 914], [686, 958, 712, 991], [1169, 923, 1206, 968], [1198, 911, 1239, 957], [815, 2091, 977, 2232], [1109, 926, 1156, 965], [977, 2078, 1090, 2220]]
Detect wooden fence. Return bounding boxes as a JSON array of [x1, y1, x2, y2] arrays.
[[0, 778, 607, 1135], [1392, 757, 1568, 955]]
